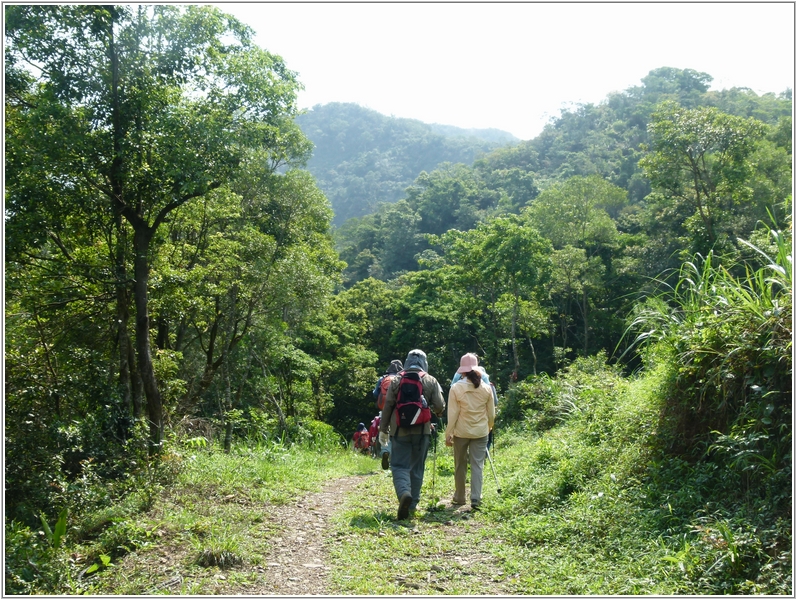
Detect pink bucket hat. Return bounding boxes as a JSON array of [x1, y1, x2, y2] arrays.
[[456, 352, 479, 374]]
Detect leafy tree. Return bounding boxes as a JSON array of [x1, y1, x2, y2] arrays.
[[705, 87, 793, 124], [388, 266, 478, 379], [455, 217, 552, 378], [294, 286, 380, 434], [410, 219, 553, 382], [378, 200, 423, 278], [548, 246, 606, 358], [640, 101, 767, 258], [633, 67, 713, 108], [526, 175, 627, 250], [153, 168, 337, 417], [334, 278, 403, 367], [524, 176, 627, 356], [335, 199, 422, 284], [5, 5, 311, 451], [473, 143, 541, 213], [405, 163, 500, 236]]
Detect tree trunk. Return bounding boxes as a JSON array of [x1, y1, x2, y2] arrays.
[[115, 212, 133, 418], [128, 335, 144, 419], [223, 367, 233, 453], [133, 226, 162, 454], [268, 391, 289, 436], [511, 293, 520, 381], [526, 336, 538, 376], [108, 7, 143, 433], [582, 287, 589, 355], [223, 421, 233, 453], [256, 355, 288, 434], [312, 379, 323, 421]]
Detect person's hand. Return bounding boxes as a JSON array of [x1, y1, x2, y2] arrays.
[[379, 432, 389, 447], [445, 433, 454, 447]]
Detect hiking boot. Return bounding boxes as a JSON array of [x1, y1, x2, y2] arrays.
[[397, 492, 412, 520], [381, 451, 390, 470], [470, 502, 480, 512]]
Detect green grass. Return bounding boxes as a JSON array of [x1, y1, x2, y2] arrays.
[[480, 357, 790, 594], [50, 442, 374, 595], [325, 467, 514, 595]]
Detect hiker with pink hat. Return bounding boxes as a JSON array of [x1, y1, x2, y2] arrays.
[[445, 353, 495, 510]]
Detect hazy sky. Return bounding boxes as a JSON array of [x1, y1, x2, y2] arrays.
[[217, 2, 794, 140]]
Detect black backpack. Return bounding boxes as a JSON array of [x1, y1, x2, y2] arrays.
[[395, 370, 431, 428]]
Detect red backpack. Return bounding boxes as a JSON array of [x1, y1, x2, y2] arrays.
[[376, 374, 395, 411], [354, 430, 370, 450], [395, 370, 431, 428]]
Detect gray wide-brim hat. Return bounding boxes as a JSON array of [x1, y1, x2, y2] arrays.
[[404, 349, 428, 372]]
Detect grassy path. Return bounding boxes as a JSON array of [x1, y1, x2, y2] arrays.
[[324, 468, 518, 595], [89, 446, 519, 595]]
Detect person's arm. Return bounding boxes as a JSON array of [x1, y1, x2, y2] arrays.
[[446, 385, 460, 445], [426, 377, 445, 417], [487, 387, 496, 431]]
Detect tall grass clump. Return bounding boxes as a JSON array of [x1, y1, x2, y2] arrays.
[[620, 221, 792, 593], [628, 223, 791, 479]]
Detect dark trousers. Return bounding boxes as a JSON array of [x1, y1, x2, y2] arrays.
[[389, 433, 430, 510]]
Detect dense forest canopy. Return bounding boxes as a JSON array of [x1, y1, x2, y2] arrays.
[[4, 7, 792, 591]]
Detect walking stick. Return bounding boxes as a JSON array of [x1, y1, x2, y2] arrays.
[[486, 447, 502, 494], [431, 423, 438, 498]]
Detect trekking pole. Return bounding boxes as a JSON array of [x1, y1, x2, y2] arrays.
[[431, 423, 438, 499], [485, 447, 502, 494]]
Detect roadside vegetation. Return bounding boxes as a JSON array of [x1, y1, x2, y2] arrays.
[[8, 223, 790, 593], [6, 422, 373, 595]]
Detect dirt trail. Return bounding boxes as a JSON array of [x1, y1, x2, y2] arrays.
[[242, 474, 368, 595], [218, 470, 514, 596]]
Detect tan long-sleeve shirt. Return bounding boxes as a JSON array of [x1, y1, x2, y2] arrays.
[[447, 378, 495, 439]]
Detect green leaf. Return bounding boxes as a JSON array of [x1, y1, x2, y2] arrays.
[[52, 507, 68, 549], [39, 513, 53, 542]]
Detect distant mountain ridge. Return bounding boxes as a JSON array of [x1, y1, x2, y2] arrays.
[[428, 123, 519, 144], [295, 102, 517, 224]]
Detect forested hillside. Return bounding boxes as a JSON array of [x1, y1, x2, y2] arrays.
[[4, 5, 792, 595], [333, 66, 791, 379], [295, 102, 516, 223]]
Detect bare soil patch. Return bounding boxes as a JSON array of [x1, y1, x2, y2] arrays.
[[240, 474, 370, 595]]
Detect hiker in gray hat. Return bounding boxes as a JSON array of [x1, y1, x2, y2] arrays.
[[379, 349, 445, 520]]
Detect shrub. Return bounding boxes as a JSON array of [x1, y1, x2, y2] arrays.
[[627, 223, 791, 465], [5, 519, 78, 594]]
